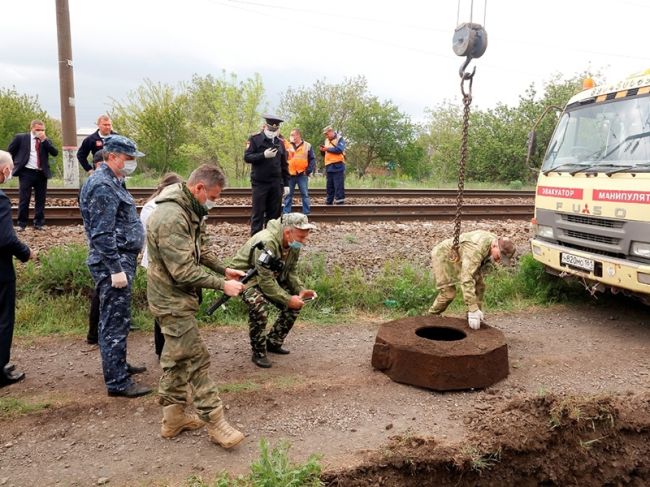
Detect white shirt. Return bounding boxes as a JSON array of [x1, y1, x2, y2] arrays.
[[25, 134, 40, 170], [139, 199, 158, 268]]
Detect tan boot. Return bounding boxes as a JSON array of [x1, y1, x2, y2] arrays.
[[206, 406, 245, 449], [160, 404, 205, 439]]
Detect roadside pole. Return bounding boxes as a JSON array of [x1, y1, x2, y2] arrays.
[[55, 0, 79, 188]]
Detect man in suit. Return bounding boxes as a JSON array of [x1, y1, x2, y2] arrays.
[[77, 115, 116, 175], [0, 150, 34, 387], [7, 120, 59, 231]]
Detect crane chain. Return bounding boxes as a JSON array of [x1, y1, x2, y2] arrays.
[[450, 75, 473, 262]]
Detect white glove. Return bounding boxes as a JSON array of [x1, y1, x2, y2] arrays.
[[264, 148, 278, 159], [283, 186, 289, 198], [467, 309, 484, 330], [111, 271, 128, 288]]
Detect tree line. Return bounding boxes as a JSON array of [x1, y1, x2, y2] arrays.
[[0, 71, 591, 185]]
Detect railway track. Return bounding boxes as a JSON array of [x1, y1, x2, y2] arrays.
[[12, 203, 534, 225], [3, 187, 534, 200]]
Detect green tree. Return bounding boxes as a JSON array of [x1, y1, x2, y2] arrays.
[[279, 76, 368, 168], [110, 80, 190, 174], [185, 72, 265, 179], [346, 97, 420, 177], [420, 101, 463, 183]]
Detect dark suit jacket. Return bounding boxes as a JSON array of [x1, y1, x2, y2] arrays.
[[0, 190, 30, 282], [8, 133, 59, 179]]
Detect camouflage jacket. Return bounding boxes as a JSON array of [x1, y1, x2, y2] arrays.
[[79, 164, 144, 273], [230, 217, 303, 307], [431, 230, 496, 311], [146, 183, 226, 321]]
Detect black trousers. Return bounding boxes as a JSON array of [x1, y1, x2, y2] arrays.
[[87, 287, 100, 344], [17, 168, 48, 228], [0, 280, 16, 370], [250, 181, 282, 235]]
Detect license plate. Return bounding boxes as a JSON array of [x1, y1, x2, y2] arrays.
[[561, 253, 595, 272]]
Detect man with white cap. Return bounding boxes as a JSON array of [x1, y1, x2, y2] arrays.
[[244, 115, 290, 235]]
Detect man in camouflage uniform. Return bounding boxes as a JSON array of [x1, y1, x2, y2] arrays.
[[79, 136, 150, 397], [230, 213, 318, 368], [146, 164, 246, 449], [428, 230, 516, 329]]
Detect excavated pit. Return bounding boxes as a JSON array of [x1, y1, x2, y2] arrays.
[[371, 315, 509, 391]]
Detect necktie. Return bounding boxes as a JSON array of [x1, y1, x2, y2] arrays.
[[35, 138, 41, 169]]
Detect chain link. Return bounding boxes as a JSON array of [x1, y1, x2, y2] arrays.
[[450, 74, 473, 262]]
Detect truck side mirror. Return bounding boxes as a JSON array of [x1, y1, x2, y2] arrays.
[[526, 130, 537, 167]]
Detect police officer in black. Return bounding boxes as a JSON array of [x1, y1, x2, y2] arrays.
[[244, 115, 289, 235]]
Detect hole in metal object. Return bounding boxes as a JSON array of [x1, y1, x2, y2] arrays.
[[415, 326, 467, 341]]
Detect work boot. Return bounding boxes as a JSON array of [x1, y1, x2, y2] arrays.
[[252, 353, 272, 368], [160, 404, 205, 439], [266, 341, 290, 354], [107, 383, 152, 398], [206, 406, 245, 449]]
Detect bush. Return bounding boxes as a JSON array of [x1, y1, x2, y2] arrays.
[[508, 180, 523, 190], [19, 244, 93, 296]]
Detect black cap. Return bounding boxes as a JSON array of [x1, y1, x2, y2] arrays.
[[263, 114, 284, 129]]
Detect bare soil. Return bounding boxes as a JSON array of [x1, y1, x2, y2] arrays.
[[1, 300, 649, 486]]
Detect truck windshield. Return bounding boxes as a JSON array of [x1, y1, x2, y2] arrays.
[[541, 93, 650, 173]]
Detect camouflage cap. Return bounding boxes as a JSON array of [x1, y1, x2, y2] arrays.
[[498, 237, 516, 265], [103, 135, 145, 158], [282, 212, 317, 230]]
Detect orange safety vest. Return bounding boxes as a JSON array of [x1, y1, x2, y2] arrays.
[[323, 135, 345, 165], [286, 141, 311, 175]]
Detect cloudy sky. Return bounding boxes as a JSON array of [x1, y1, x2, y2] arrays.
[[2, 0, 649, 129]]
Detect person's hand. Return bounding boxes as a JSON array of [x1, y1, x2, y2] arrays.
[[299, 289, 317, 300], [225, 268, 245, 280], [29, 249, 37, 260], [264, 148, 278, 159], [111, 272, 128, 288], [287, 295, 304, 310], [283, 186, 289, 198], [223, 279, 244, 297], [467, 309, 484, 330], [87, 169, 94, 175], [319, 145, 326, 152], [37, 131, 46, 141]]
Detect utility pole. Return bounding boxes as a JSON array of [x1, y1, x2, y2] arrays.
[[55, 0, 79, 188]]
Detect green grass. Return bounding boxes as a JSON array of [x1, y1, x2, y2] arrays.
[[14, 245, 583, 337], [188, 439, 322, 486], [0, 397, 51, 419]]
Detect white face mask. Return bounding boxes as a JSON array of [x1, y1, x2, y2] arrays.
[[289, 136, 295, 144], [264, 129, 277, 139], [204, 199, 217, 210], [122, 159, 137, 176]]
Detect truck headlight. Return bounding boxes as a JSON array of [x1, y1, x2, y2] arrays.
[[630, 241, 650, 258], [536, 225, 554, 239]]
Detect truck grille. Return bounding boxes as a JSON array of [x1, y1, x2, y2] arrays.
[[566, 230, 620, 245], [563, 214, 623, 228]]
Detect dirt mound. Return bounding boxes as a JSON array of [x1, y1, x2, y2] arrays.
[[322, 393, 650, 486]]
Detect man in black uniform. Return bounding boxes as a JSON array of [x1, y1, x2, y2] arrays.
[[244, 115, 289, 235], [77, 115, 117, 175]]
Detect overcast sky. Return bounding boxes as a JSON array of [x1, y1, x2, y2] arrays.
[[2, 0, 649, 129]]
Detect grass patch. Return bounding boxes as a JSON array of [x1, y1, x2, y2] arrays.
[[0, 397, 51, 420], [188, 439, 322, 486], [14, 245, 585, 337], [219, 380, 261, 394]]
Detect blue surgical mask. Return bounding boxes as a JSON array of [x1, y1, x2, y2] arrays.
[[289, 240, 303, 250]]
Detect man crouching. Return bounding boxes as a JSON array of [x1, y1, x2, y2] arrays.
[[146, 164, 245, 448], [230, 213, 318, 368]]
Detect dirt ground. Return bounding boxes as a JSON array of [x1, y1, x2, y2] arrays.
[[1, 298, 649, 486]]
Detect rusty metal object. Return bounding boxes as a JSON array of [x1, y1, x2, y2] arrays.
[[371, 315, 508, 391]]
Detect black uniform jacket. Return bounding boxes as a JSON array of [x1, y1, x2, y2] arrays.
[[244, 132, 289, 186]]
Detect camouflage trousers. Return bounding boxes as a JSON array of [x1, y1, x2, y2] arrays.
[[242, 286, 301, 356], [88, 254, 137, 393], [428, 275, 485, 315], [157, 314, 222, 421]]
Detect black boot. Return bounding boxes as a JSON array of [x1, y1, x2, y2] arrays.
[[266, 341, 290, 354], [251, 353, 272, 368], [0, 365, 25, 388]]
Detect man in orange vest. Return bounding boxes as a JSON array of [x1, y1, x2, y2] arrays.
[[319, 126, 346, 205], [283, 128, 316, 215]]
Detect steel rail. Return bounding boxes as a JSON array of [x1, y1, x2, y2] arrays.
[[12, 203, 534, 226], [3, 187, 534, 199]]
